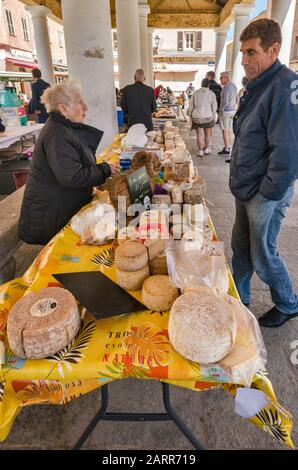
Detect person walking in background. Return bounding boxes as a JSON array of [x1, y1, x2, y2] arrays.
[[120, 69, 157, 131], [218, 71, 238, 157], [154, 84, 164, 100], [189, 78, 217, 157], [230, 19, 298, 327], [206, 71, 222, 111], [186, 82, 195, 100], [29, 68, 50, 124]]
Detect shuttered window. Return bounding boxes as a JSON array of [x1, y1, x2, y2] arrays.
[[177, 31, 183, 51], [6, 10, 15, 36], [22, 18, 29, 41], [195, 31, 202, 51]]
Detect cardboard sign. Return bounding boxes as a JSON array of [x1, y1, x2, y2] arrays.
[[126, 167, 152, 206]]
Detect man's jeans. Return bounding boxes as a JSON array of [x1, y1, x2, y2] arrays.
[[231, 186, 298, 314]]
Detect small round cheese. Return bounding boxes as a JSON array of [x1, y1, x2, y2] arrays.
[[142, 275, 179, 312], [115, 241, 148, 272], [116, 265, 150, 291], [169, 289, 236, 364], [148, 255, 168, 275], [7, 287, 81, 359]]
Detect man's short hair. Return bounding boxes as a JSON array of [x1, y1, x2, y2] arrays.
[[32, 68, 42, 79], [201, 78, 210, 88], [134, 69, 145, 81], [220, 71, 230, 79], [207, 71, 215, 80], [240, 18, 282, 51]]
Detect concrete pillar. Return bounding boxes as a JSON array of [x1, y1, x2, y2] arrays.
[[138, 2, 151, 85], [116, 0, 141, 89], [271, 0, 296, 66], [61, 0, 118, 151], [231, 3, 254, 90], [147, 27, 154, 87], [214, 27, 228, 81], [25, 6, 54, 84]]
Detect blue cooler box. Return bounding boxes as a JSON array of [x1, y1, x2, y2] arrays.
[[117, 106, 124, 126]]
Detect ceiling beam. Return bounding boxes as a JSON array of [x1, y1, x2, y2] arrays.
[[148, 12, 220, 28], [20, 0, 62, 20]]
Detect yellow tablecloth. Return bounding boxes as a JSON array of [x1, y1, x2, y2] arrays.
[[0, 136, 293, 448]]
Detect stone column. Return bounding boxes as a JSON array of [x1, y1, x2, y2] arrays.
[[61, 0, 118, 150], [271, 0, 296, 66], [116, 0, 141, 89], [147, 27, 154, 87], [214, 27, 228, 81], [231, 3, 254, 90], [138, 2, 151, 85], [25, 6, 54, 84]]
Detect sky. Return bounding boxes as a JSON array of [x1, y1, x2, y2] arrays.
[[227, 0, 269, 40]]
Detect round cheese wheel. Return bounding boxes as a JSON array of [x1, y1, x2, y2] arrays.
[[7, 287, 81, 359], [168, 289, 236, 364], [142, 275, 179, 312], [115, 241, 148, 272], [116, 265, 150, 291], [148, 255, 168, 275]]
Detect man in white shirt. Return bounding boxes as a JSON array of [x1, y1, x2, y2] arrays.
[[218, 72, 238, 157]]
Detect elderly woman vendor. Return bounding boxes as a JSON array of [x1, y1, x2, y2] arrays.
[[18, 81, 113, 245]]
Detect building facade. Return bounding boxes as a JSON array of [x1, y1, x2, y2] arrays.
[[0, 0, 67, 92]]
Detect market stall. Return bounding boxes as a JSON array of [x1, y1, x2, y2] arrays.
[[0, 133, 293, 449]]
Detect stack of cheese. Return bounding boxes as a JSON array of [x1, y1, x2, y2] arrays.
[[142, 275, 179, 312], [168, 287, 236, 364], [115, 241, 150, 291], [7, 287, 81, 359]]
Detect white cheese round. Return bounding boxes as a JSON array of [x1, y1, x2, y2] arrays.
[[168, 289, 236, 364]]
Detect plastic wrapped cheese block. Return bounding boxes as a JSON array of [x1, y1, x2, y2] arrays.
[[142, 275, 179, 312], [7, 288, 81, 359], [71, 201, 116, 245], [115, 241, 148, 272], [168, 289, 236, 364], [116, 265, 150, 291]]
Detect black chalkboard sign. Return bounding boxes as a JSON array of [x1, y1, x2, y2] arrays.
[[126, 167, 152, 206]]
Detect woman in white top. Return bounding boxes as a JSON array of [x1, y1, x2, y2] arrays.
[[189, 78, 218, 157]]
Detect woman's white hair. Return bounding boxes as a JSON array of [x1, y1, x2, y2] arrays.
[[41, 80, 82, 113]]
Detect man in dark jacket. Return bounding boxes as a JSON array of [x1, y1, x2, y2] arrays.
[[0, 118, 5, 133], [29, 68, 50, 123], [206, 71, 222, 110], [120, 69, 157, 131], [230, 19, 298, 327]]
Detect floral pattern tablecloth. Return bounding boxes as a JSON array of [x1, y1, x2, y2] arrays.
[[0, 137, 293, 448]]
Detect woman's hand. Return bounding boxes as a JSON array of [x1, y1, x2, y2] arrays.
[[109, 163, 120, 175]]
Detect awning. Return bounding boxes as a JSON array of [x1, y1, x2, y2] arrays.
[[5, 58, 38, 69], [154, 69, 198, 82]]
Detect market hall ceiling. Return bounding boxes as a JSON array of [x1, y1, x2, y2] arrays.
[[20, 0, 254, 28]]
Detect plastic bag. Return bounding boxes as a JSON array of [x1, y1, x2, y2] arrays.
[[71, 201, 117, 245], [219, 295, 267, 386], [166, 239, 229, 294]]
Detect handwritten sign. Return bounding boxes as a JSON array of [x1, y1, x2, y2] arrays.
[[126, 167, 152, 207]]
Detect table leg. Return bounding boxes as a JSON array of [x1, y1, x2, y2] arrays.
[[72, 382, 204, 450]]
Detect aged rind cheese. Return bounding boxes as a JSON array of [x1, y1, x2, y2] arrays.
[[115, 241, 148, 272], [148, 254, 168, 275], [184, 189, 204, 205], [116, 265, 150, 291], [144, 239, 166, 260], [142, 275, 179, 311], [168, 289, 236, 364], [151, 194, 172, 206], [7, 288, 81, 359]]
